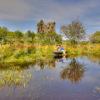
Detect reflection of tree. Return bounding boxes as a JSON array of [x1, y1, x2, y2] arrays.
[[60, 58, 85, 84], [87, 55, 100, 64], [48, 59, 56, 69], [36, 58, 56, 70], [37, 59, 45, 69]]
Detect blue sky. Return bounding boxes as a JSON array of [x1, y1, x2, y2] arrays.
[[0, 0, 100, 34]]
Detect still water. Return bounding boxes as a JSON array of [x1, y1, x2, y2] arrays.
[[0, 56, 100, 100]]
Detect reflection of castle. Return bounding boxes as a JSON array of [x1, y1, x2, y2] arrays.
[[37, 20, 56, 33]]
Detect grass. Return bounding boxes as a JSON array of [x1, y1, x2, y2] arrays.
[[0, 43, 99, 67], [64, 43, 100, 56]]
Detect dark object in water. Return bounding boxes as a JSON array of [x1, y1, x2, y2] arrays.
[[53, 51, 63, 58]]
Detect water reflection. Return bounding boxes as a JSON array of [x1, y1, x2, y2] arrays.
[[87, 55, 100, 64], [0, 66, 31, 88], [60, 58, 85, 84], [0, 56, 100, 100], [0, 55, 99, 88], [36, 58, 56, 70], [0, 59, 56, 87]]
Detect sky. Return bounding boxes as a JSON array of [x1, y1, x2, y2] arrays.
[[0, 0, 100, 34]]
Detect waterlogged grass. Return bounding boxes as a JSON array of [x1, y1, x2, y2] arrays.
[[0, 43, 100, 66], [64, 43, 100, 56], [0, 44, 55, 67], [0, 43, 99, 92]]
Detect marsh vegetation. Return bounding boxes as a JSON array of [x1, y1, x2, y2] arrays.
[[0, 20, 100, 100]]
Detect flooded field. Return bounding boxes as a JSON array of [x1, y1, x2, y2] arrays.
[[0, 56, 100, 100]]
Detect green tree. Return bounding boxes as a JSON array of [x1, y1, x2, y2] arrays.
[[55, 34, 62, 44], [90, 31, 100, 43], [46, 32, 62, 44], [37, 32, 62, 45], [0, 27, 8, 44], [6, 31, 17, 44], [25, 30, 35, 43], [14, 30, 23, 42], [61, 20, 85, 44], [15, 30, 23, 38]]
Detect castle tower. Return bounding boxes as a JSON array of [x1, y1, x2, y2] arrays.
[[47, 22, 56, 33], [37, 20, 45, 33], [37, 20, 56, 34]]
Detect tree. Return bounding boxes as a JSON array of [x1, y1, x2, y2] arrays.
[[25, 30, 35, 43], [90, 31, 100, 43], [61, 20, 85, 44], [46, 32, 57, 44], [14, 30, 23, 42], [39, 32, 62, 45], [54, 34, 62, 44], [6, 31, 16, 45], [0, 27, 8, 44], [15, 30, 23, 38]]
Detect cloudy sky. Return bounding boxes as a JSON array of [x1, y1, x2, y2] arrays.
[[0, 0, 100, 34]]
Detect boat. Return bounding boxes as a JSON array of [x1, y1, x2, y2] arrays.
[[53, 51, 63, 58]]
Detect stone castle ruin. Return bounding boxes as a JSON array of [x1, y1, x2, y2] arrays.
[[37, 20, 56, 33]]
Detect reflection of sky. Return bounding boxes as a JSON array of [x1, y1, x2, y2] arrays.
[[0, 56, 100, 100], [74, 56, 100, 85], [0, 0, 100, 34]]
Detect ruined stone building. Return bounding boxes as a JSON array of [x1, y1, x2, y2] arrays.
[[37, 20, 56, 33]]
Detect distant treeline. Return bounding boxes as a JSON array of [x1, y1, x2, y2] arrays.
[[0, 26, 62, 45], [0, 20, 100, 45]]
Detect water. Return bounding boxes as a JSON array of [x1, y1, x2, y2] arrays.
[[0, 56, 100, 100]]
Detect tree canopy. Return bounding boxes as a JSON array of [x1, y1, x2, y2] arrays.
[[61, 20, 85, 44]]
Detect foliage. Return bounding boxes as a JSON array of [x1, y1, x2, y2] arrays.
[[90, 31, 100, 43], [0, 26, 62, 45], [0, 24, 99, 66], [36, 32, 62, 45], [61, 20, 85, 44], [0, 27, 8, 44], [25, 30, 35, 43]]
